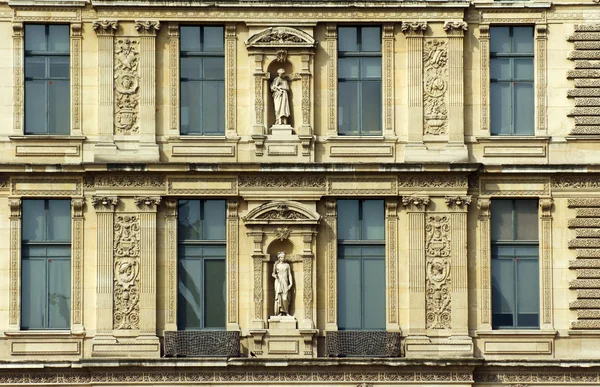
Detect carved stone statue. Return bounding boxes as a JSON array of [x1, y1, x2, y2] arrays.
[[270, 68, 291, 125], [272, 251, 293, 315]]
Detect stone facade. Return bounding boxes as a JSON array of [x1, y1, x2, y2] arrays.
[[0, 0, 599, 385]]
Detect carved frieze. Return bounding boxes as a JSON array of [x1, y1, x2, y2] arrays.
[[425, 215, 451, 329], [239, 175, 325, 188], [113, 215, 141, 330], [398, 175, 468, 188], [94, 175, 166, 188], [423, 40, 448, 135], [114, 38, 140, 135]]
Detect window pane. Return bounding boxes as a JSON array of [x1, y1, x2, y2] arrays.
[[338, 58, 359, 79], [181, 57, 201, 80], [47, 200, 71, 241], [490, 26, 510, 54], [25, 56, 46, 79], [203, 57, 224, 80], [361, 81, 382, 135], [490, 58, 510, 81], [25, 25, 46, 51], [491, 200, 513, 241], [47, 257, 70, 329], [490, 82, 511, 135], [338, 27, 357, 52], [180, 26, 201, 52], [514, 199, 538, 240], [48, 25, 69, 53], [362, 200, 384, 240], [48, 80, 70, 135], [514, 83, 534, 136], [49, 56, 70, 78], [361, 27, 381, 52], [178, 258, 202, 329], [338, 81, 359, 135], [178, 200, 201, 240], [204, 259, 226, 328], [514, 58, 534, 80], [25, 80, 47, 134], [338, 258, 361, 329], [180, 81, 202, 135], [517, 258, 539, 327], [22, 199, 46, 241], [203, 26, 224, 52], [363, 258, 385, 329], [21, 256, 46, 329], [337, 200, 359, 240], [513, 26, 534, 53], [201, 81, 224, 135], [361, 57, 381, 79], [361, 245, 385, 258], [492, 258, 515, 327], [203, 200, 226, 240]]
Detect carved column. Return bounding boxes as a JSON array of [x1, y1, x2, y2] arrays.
[[386, 199, 400, 331], [383, 24, 395, 137], [325, 199, 338, 331], [135, 196, 161, 339], [227, 199, 240, 331], [71, 198, 85, 334], [71, 23, 83, 136], [403, 195, 429, 339], [93, 20, 118, 147], [225, 24, 237, 137], [326, 25, 337, 135], [536, 25, 548, 135], [251, 54, 268, 155], [8, 198, 21, 331], [402, 22, 427, 150], [479, 25, 490, 134], [12, 22, 23, 136], [444, 22, 467, 147], [300, 230, 316, 329], [135, 21, 160, 153], [477, 198, 492, 330], [250, 231, 266, 329], [167, 23, 180, 137], [445, 196, 471, 338], [92, 196, 118, 340], [164, 199, 178, 332], [298, 53, 314, 157], [540, 198, 553, 329]]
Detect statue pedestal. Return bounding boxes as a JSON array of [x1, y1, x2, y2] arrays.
[[249, 315, 317, 358], [270, 124, 294, 137]]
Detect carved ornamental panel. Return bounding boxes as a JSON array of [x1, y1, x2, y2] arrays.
[[423, 40, 448, 135], [113, 214, 141, 329], [425, 215, 451, 329], [114, 38, 140, 135]]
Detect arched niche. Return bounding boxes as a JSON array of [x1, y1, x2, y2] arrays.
[[243, 201, 320, 330]]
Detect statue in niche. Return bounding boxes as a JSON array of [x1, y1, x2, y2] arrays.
[[272, 251, 293, 315], [270, 68, 291, 125]]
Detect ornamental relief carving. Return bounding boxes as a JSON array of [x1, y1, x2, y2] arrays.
[[246, 26, 317, 48], [425, 215, 451, 329], [423, 40, 448, 135], [113, 215, 141, 330], [256, 204, 309, 220], [114, 38, 140, 135]]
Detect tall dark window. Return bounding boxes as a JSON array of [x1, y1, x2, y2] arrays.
[[490, 26, 534, 135], [338, 26, 382, 135], [180, 26, 225, 135], [491, 199, 539, 329], [177, 199, 226, 329], [21, 199, 71, 329], [24, 24, 70, 135], [337, 199, 385, 330]]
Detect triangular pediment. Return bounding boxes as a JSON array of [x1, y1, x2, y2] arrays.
[[243, 201, 320, 225], [246, 27, 317, 48]]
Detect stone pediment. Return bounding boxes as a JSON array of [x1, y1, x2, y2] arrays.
[[246, 27, 317, 48], [243, 201, 320, 225]]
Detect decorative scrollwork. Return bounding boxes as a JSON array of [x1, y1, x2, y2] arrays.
[[426, 215, 451, 329], [113, 215, 141, 330]]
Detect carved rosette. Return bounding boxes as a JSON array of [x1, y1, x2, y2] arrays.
[[425, 215, 451, 329], [114, 38, 140, 135], [423, 40, 448, 135], [113, 215, 141, 329]]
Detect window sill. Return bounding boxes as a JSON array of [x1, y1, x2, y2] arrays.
[[476, 329, 557, 337], [166, 135, 239, 142], [9, 135, 86, 141], [9, 0, 88, 6], [5, 330, 85, 338], [474, 2, 552, 9], [325, 135, 391, 142], [475, 135, 550, 143]]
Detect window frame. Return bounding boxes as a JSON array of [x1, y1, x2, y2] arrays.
[[179, 25, 226, 136], [336, 199, 386, 330], [176, 199, 227, 330], [337, 26, 383, 136]]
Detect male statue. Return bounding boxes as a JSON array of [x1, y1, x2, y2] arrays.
[[272, 251, 293, 316], [270, 68, 291, 125]]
